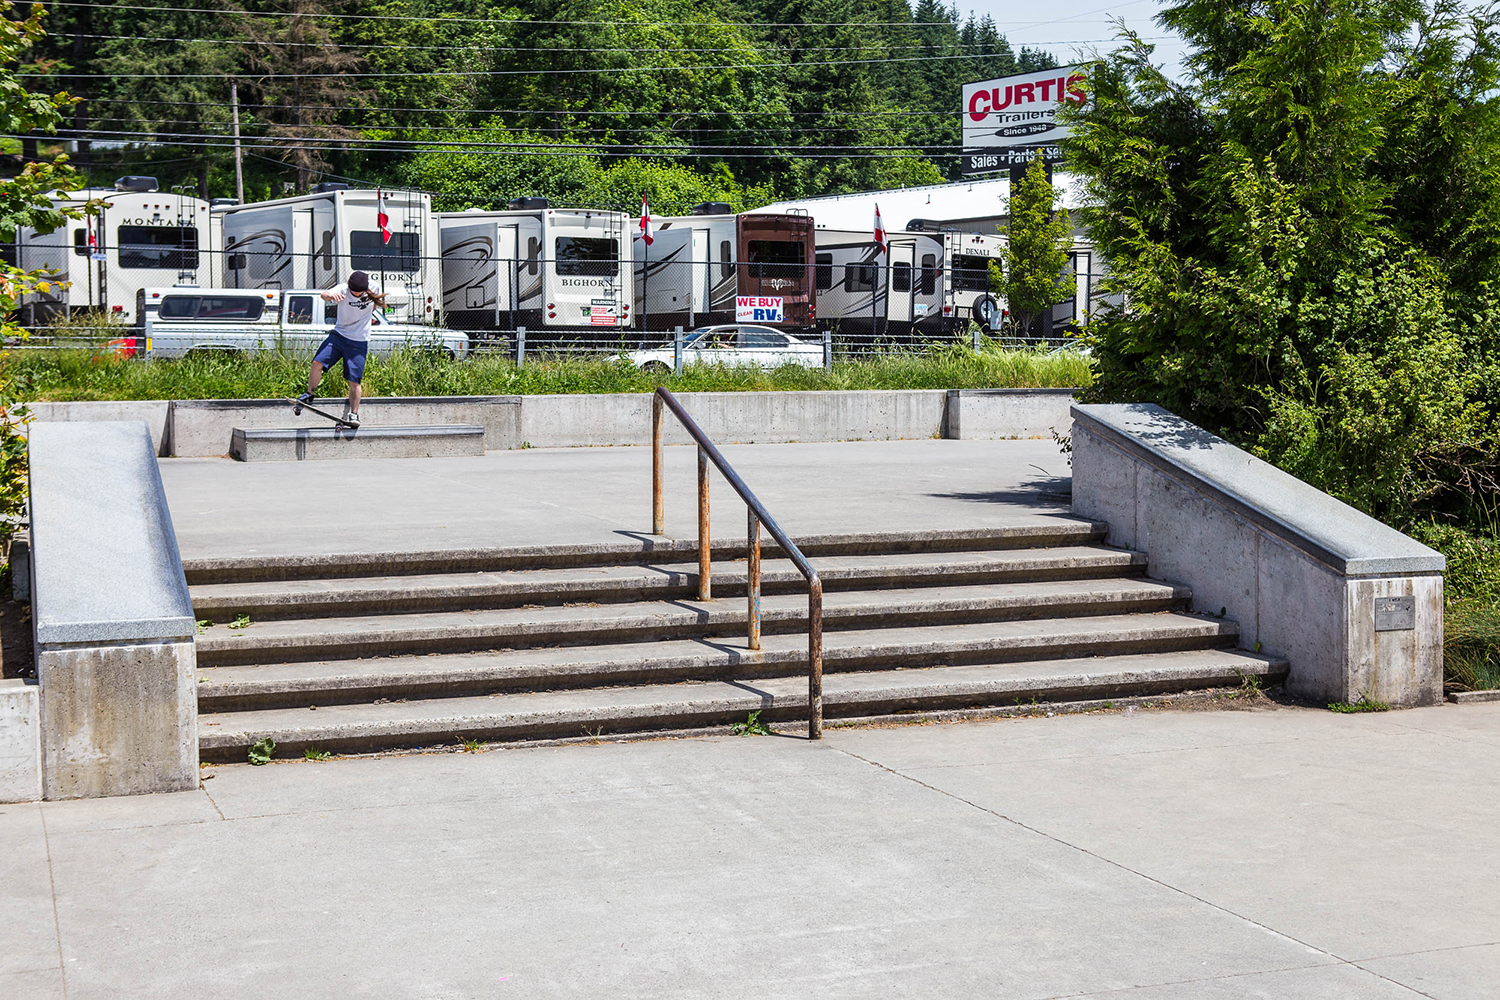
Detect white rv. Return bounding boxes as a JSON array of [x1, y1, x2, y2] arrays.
[[217, 186, 440, 324], [813, 228, 945, 340], [7, 176, 210, 325], [439, 200, 633, 339], [632, 203, 736, 332]]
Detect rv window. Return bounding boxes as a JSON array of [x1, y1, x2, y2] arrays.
[[117, 225, 199, 269], [746, 240, 805, 281], [892, 262, 912, 293], [157, 295, 265, 321], [846, 262, 875, 292], [719, 240, 733, 279], [286, 295, 314, 324], [351, 231, 420, 273], [950, 254, 992, 292], [72, 229, 88, 257], [919, 254, 937, 295], [815, 253, 832, 290], [554, 237, 619, 277]]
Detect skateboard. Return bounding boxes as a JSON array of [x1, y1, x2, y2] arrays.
[[286, 397, 358, 429]]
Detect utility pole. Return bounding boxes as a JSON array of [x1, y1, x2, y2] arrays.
[[230, 79, 245, 204]]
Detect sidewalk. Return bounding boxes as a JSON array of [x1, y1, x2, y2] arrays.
[[157, 438, 1075, 560], [5, 700, 1497, 998]]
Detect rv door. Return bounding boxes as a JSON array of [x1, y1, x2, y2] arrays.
[[887, 243, 914, 327]]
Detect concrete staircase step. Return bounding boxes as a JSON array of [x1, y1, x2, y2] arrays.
[[230, 424, 485, 462], [196, 612, 1240, 710], [197, 648, 1287, 759], [189, 546, 1149, 620], [195, 578, 1194, 666], [181, 524, 1109, 584]]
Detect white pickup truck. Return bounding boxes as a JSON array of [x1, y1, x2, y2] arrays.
[[123, 287, 470, 360]]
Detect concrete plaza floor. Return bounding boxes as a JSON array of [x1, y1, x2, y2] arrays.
[[157, 438, 1076, 560], [4, 700, 1499, 999]]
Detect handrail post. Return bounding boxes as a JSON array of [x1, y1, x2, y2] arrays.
[[808, 579, 823, 739], [697, 445, 711, 600], [652, 392, 665, 535], [747, 509, 761, 650]]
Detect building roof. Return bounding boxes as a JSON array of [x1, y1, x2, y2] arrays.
[[745, 173, 1083, 232]]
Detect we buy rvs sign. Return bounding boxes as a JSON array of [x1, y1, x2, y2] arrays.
[[736, 296, 783, 322]]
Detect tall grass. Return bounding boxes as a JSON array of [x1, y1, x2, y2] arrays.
[[16, 343, 1092, 402]]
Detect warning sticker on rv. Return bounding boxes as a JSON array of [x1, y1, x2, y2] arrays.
[[736, 296, 783, 322], [590, 300, 618, 326]]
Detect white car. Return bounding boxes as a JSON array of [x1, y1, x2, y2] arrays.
[[117, 287, 470, 360], [627, 324, 823, 372]]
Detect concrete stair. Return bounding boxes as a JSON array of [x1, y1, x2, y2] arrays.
[[192, 526, 1287, 760]]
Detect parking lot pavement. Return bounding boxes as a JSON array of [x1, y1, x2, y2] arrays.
[[5, 701, 1498, 999], [158, 437, 1076, 561]]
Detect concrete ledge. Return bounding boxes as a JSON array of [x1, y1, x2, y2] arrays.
[[1071, 403, 1444, 707], [1448, 689, 1500, 704], [230, 424, 486, 462], [28, 420, 197, 798], [0, 679, 40, 803], [173, 396, 520, 456], [944, 389, 1079, 440]]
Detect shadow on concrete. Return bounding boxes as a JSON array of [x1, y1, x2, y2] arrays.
[[929, 475, 1072, 506]]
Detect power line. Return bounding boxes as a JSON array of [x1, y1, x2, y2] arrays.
[[80, 98, 1017, 117], [58, 126, 967, 151], [10, 133, 948, 159], [45, 0, 1152, 29], [24, 48, 1080, 78], [57, 31, 1163, 54], [80, 114, 964, 136]]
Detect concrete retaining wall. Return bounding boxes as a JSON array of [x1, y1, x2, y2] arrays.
[[945, 389, 1078, 439], [23, 389, 1079, 455], [28, 420, 198, 799], [1070, 403, 1445, 707], [520, 390, 949, 447]]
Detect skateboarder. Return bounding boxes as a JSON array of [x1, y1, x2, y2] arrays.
[[295, 271, 387, 426]]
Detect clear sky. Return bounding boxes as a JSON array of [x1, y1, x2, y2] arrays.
[[964, 0, 1190, 80]]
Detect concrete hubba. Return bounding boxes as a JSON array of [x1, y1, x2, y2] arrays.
[[28, 420, 198, 799], [22, 399, 172, 456], [1070, 403, 1445, 707], [229, 423, 485, 462]]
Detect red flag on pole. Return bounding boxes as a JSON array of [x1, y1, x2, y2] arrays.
[[873, 203, 887, 255], [639, 193, 654, 246], [377, 187, 392, 245]]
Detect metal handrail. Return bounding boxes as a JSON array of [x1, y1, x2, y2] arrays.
[[651, 387, 824, 739]]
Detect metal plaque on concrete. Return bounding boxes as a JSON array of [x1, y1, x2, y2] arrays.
[[1374, 595, 1415, 632]]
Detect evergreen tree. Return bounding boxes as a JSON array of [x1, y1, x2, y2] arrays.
[[991, 154, 1074, 338]]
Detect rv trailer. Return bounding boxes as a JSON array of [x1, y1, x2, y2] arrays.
[[812, 227, 945, 341], [439, 201, 633, 339], [906, 224, 1007, 333], [7, 177, 209, 325], [217, 187, 440, 324], [631, 205, 815, 333]]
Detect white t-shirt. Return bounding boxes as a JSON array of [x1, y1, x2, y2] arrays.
[[330, 284, 376, 342]]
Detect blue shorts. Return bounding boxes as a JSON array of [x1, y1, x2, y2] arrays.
[[313, 332, 369, 383]]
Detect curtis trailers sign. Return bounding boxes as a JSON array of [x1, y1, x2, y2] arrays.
[[962, 65, 1087, 175]]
